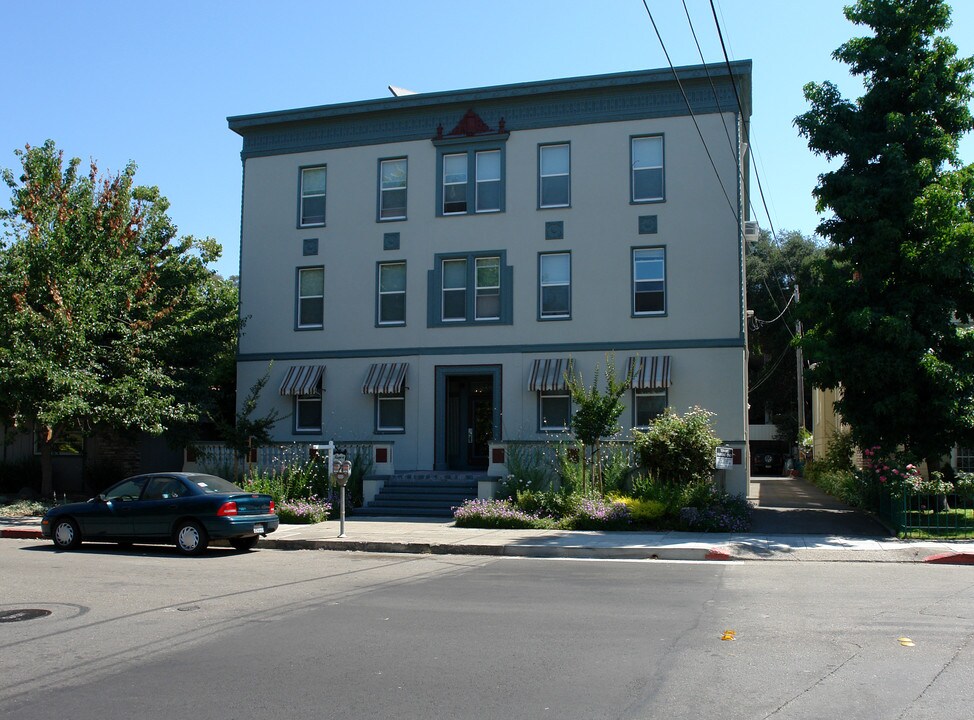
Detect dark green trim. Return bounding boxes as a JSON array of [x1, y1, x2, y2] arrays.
[[631, 245, 667, 318], [375, 260, 407, 328], [229, 62, 752, 159], [435, 143, 507, 216], [427, 250, 513, 327], [376, 156, 408, 223], [295, 265, 325, 331], [537, 142, 571, 209], [434, 365, 502, 470], [537, 251, 572, 322], [237, 337, 746, 363], [630, 134, 665, 204]]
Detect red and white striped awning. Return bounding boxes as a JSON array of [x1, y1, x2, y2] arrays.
[[279, 365, 325, 396], [627, 356, 671, 390], [362, 363, 408, 394], [528, 358, 573, 392]]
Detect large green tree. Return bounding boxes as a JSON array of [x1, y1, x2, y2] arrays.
[[794, 0, 974, 469], [746, 229, 823, 443], [0, 141, 238, 493]]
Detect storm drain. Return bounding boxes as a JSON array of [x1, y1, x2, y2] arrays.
[[0, 608, 52, 623]]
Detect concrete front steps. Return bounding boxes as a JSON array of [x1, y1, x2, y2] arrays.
[[355, 472, 483, 517]]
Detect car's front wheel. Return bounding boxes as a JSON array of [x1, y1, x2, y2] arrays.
[[51, 518, 81, 551], [229, 535, 259, 552], [174, 520, 209, 556]]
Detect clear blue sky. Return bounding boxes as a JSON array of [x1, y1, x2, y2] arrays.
[[3, 0, 972, 279]]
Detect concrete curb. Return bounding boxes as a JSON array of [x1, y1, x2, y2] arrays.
[[0, 528, 43, 539]]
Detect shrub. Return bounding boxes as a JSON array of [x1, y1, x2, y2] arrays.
[[276, 497, 331, 524], [612, 496, 667, 524], [505, 443, 551, 492], [633, 406, 721, 485], [559, 497, 631, 530], [679, 490, 752, 532], [453, 498, 556, 529]]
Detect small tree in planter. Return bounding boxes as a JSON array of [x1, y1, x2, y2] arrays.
[[565, 355, 630, 496]]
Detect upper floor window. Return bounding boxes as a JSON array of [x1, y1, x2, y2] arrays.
[[632, 248, 665, 315], [476, 150, 501, 212], [377, 262, 406, 325], [539, 252, 571, 319], [475, 257, 500, 320], [378, 158, 407, 220], [297, 266, 324, 329], [436, 145, 506, 216], [300, 166, 327, 226], [428, 251, 512, 327], [539, 144, 570, 208], [631, 136, 664, 203], [443, 154, 468, 214]]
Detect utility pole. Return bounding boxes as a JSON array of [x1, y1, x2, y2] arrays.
[[795, 285, 805, 433]]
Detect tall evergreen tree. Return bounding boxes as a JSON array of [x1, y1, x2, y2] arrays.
[[794, 0, 974, 468]]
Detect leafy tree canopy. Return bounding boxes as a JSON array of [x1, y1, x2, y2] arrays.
[[746, 229, 823, 441], [794, 0, 974, 466], [0, 140, 238, 492]]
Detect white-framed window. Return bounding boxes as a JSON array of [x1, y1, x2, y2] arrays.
[[634, 390, 667, 428], [539, 252, 571, 319], [475, 257, 501, 320], [379, 158, 407, 220], [476, 150, 501, 212], [300, 166, 327, 226], [539, 391, 571, 431], [443, 154, 468, 214], [376, 394, 406, 432], [631, 136, 664, 202], [377, 262, 406, 325], [632, 248, 665, 315], [297, 267, 324, 329], [441, 258, 468, 321], [539, 143, 570, 208], [295, 394, 322, 433]]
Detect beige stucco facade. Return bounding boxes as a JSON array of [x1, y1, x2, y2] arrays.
[[231, 63, 753, 495]]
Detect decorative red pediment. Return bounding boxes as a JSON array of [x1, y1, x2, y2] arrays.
[[435, 109, 507, 139]]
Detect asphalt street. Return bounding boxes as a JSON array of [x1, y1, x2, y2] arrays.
[[2, 541, 973, 719]]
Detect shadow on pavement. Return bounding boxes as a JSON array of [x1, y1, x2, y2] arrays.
[[750, 475, 891, 537]]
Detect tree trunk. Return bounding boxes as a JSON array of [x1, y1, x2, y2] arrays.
[[39, 433, 54, 497]]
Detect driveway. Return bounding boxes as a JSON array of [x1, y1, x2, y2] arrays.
[[749, 474, 892, 537]]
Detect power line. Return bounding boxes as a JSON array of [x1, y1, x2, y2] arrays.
[[640, 0, 739, 224]]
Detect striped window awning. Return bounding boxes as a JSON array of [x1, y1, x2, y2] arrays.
[[362, 363, 408, 394], [279, 365, 325, 396], [628, 356, 671, 390], [528, 358, 573, 392]]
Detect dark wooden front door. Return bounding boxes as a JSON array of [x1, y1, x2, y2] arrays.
[[446, 375, 492, 470]]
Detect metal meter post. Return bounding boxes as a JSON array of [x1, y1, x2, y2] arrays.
[[332, 458, 351, 538], [715, 446, 734, 492]]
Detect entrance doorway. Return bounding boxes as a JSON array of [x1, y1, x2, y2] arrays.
[[435, 366, 501, 471]]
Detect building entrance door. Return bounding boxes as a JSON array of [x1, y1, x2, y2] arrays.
[[445, 375, 492, 470]]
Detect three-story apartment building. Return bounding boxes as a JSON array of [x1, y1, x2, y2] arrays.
[[229, 62, 753, 495]]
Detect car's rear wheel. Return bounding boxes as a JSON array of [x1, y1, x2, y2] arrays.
[[174, 520, 208, 556], [52, 518, 81, 551], [229, 535, 259, 552]]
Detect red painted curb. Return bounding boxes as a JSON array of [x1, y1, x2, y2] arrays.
[[924, 552, 974, 565], [705, 548, 732, 561], [0, 528, 44, 539]]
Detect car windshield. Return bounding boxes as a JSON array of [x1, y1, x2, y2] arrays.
[[191, 475, 246, 494]]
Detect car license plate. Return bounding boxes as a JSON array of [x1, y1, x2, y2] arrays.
[[253, 524, 264, 534]]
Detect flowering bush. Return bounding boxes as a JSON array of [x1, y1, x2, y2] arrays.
[[611, 496, 667, 524], [861, 447, 952, 499], [453, 499, 557, 529], [954, 472, 974, 499], [276, 497, 331, 524], [561, 497, 631, 530], [678, 491, 752, 532]]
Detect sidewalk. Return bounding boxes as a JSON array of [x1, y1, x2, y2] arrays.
[[4, 515, 974, 563]]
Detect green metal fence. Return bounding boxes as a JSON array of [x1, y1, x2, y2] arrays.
[[879, 487, 974, 539]]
